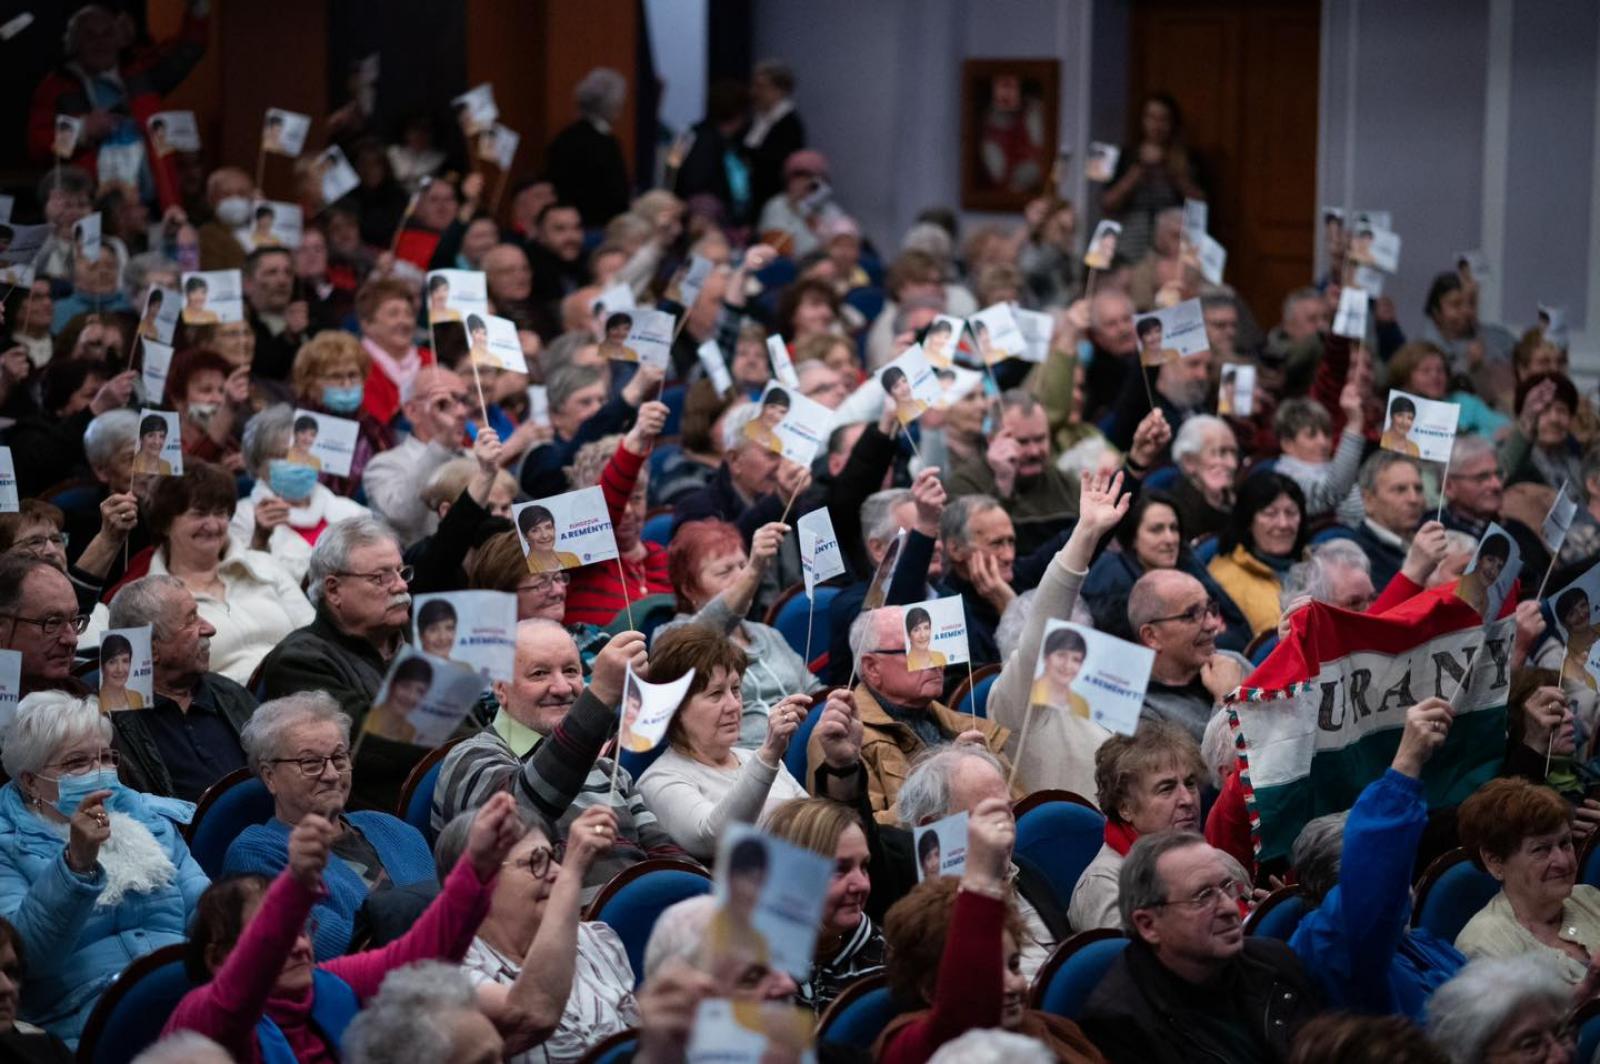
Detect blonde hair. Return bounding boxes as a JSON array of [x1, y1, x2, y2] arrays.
[[291, 330, 369, 402], [565, 434, 625, 491], [794, 332, 851, 366], [763, 798, 863, 859], [421, 457, 515, 510]]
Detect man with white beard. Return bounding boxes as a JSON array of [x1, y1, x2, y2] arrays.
[[1108, 349, 1213, 466]]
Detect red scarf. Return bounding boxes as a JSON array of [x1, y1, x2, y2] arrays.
[[1105, 821, 1140, 856]]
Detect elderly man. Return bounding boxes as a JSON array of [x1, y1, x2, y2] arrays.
[[343, 963, 502, 1064], [0, 555, 86, 698], [362, 366, 468, 547], [242, 246, 313, 381], [1108, 346, 1211, 460], [673, 403, 811, 531], [1081, 288, 1139, 422], [1440, 435, 1505, 539], [811, 605, 1010, 825], [949, 390, 1077, 556], [1287, 698, 1465, 1020], [1128, 569, 1248, 742], [1349, 451, 1426, 591], [195, 167, 255, 269], [482, 243, 557, 337], [892, 746, 1063, 980], [224, 691, 438, 959], [1080, 832, 1320, 1063], [545, 68, 630, 229], [105, 575, 254, 801], [256, 516, 419, 809], [431, 622, 683, 900], [938, 494, 1019, 665], [1168, 415, 1239, 541]]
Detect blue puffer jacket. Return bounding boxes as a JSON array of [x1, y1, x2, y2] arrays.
[[0, 781, 208, 1047], [222, 811, 436, 959], [1289, 769, 1466, 1019]]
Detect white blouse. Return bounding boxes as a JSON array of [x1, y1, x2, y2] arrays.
[[460, 923, 639, 1064]]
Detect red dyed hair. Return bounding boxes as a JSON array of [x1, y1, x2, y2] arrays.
[[163, 347, 233, 407], [666, 518, 745, 614]]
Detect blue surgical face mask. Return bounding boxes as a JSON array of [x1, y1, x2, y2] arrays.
[[322, 383, 364, 413], [53, 767, 119, 817], [268, 459, 319, 502]]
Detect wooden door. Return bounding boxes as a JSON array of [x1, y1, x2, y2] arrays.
[[1129, 1, 1321, 327]]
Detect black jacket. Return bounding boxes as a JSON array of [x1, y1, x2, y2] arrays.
[[1081, 937, 1320, 1064], [1348, 520, 1409, 595], [745, 110, 805, 222], [111, 672, 256, 798], [546, 119, 631, 229]]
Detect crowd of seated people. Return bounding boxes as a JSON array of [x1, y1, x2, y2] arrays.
[[1, 8, 1597, 1060]]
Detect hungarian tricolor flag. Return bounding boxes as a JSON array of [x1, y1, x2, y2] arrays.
[[1226, 582, 1515, 860]]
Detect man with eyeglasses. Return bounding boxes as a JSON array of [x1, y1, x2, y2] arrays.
[[361, 366, 471, 549], [258, 516, 423, 810], [0, 554, 90, 699], [1128, 569, 1250, 743], [1080, 831, 1320, 1062]]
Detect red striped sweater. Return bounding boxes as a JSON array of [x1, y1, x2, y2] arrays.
[[563, 442, 672, 626]]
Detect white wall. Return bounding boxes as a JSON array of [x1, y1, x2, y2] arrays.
[[645, 0, 709, 138], [750, 0, 1121, 258], [1319, 0, 1600, 360]]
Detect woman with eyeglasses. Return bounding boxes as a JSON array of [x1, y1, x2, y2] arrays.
[[440, 803, 639, 1063], [0, 691, 209, 1047], [165, 792, 525, 1063], [221, 692, 441, 960], [107, 461, 314, 685]]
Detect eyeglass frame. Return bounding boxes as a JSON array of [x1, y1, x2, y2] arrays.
[[503, 841, 566, 879], [47, 748, 120, 776], [0, 612, 91, 637], [1149, 877, 1247, 911], [518, 572, 572, 593], [8, 532, 69, 554], [1146, 599, 1223, 627], [267, 751, 353, 777], [331, 565, 414, 588]]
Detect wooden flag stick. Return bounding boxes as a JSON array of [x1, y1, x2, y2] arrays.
[[1436, 453, 1452, 523], [615, 555, 636, 630], [803, 595, 816, 676], [962, 654, 977, 733]]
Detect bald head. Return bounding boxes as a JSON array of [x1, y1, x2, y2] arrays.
[[1129, 569, 1222, 680], [206, 167, 253, 208], [483, 243, 533, 303], [496, 618, 582, 734], [402, 366, 468, 445], [1129, 569, 1204, 631], [1090, 288, 1136, 356]]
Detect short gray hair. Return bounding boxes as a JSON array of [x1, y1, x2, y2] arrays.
[[541, 330, 599, 374], [241, 404, 294, 477], [926, 1029, 1055, 1064], [995, 389, 1041, 421], [1281, 286, 1322, 323], [122, 251, 179, 307], [239, 691, 351, 773], [1199, 710, 1234, 790], [131, 1032, 233, 1064], [896, 744, 1007, 828], [307, 516, 398, 604], [1118, 830, 1208, 934], [940, 493, 1001, 557], [2, 691, 112, 779], [575, 67, 627, 120], [1280, 539, 1370, 610], [1171, 415, 1231, 467], [545, 362, 606, 416], [108, 574, 187, 639], [1290, 810, 1348, 906], [1427, 954, 1569, 1064], [342, 961, 481, 1064], [643, 894, 719, 978], [432, 804, 555, 881], [1358, 449, 1421, 494], [862, 488, 911, 548], [84, 410, 139, 473], [1446, 434, 1495, 473]]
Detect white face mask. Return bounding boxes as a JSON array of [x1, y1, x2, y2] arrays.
[[215, 196, 251, 228], [185, 401, 220, 425]]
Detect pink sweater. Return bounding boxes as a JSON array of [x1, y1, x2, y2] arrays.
[[163, 859, 494, 1064]]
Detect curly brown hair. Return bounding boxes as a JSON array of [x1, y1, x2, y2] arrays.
[[1092, 720, 1205, 827], [882, 877, 1023, 1006], [1457, 777, 1570, 873]]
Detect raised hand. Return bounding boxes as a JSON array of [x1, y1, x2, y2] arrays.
[[288, 813, 336, 888], [66, 790, 113, 875], [748, 522, 789, 570], [758, 694, 811, 768], [563, 805, 619, 874], [1401, 521, 1449, 585], [473, 426, 504, 472], [1077, 470, 1130, 537], [590, 631, 648, 707], [985, 432, 1020, 497], [622, 365, 666, 406], [910, 466, 946, 536], [814, 690, 862, 770], [962, 797, 1016, 891], [624, 400, 670, 455], [98, 491, 139, 541], [969, 549, 1016, 614], [1392, 697, 1454, 778], [466, 791, 528, 878], [1129, 408, 1171, 470]]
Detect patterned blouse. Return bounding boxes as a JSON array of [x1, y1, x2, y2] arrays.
[[460, 923, 640, 1063]]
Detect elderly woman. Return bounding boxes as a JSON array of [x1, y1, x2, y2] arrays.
[[1207, 472, 1308, 638], [112, 462, 313, 684], [0, 692, 208, 1046], [659, 518, 824, 749], [1082, 490, 1250, 649], [1068, 721, 1205, 931], [289, 329, 395, 496], [0, 915, 75, 1062], [356, 278, 430, 427], [562, 405, 675, 627], [637, 629, 867, 862], [764, 798, 883, 1016], [1454, 777, 1600, 984], [1426, 954, 1578, 1064], [164, 348, 248, 470], [467, 532, 609, 675], [221, 693, 438, 959], [878, 800, 1104, 1064], [1502, 373, 1583, 490], [165, 793, 522, 1064], [442, 803, 639, 1063], [520, 361, 656, 500], [1387, 340, 1508, 440], [230, 405, 370, 584], [1168, 414, 1238, 541]]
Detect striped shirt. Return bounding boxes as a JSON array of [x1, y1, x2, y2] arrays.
[[431, 691, 689, 902], [796, 915, 886, 1015], [564, 443, 672, 627]]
